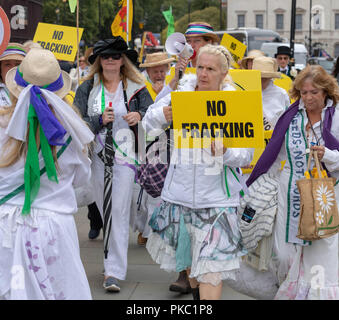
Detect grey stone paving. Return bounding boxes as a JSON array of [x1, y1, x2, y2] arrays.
[[74, 207, 253, 300]]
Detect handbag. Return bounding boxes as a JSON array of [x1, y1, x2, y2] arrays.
[[296, 150, 339, 240], [136, 128, 171, 198]]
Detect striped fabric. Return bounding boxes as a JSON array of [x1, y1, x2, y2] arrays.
[[98, 123, 115, 259], [238, 173, 278, 253], [185, 23, 215, 36], [0, 46, 26, 59]]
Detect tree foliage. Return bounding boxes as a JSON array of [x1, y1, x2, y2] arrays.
[[161, 6, 226, 43], [42, 0, 225, 46]]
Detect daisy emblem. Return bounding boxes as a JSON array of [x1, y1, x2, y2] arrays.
[[315, 211, 324, 225], [316, 184, 335, 214]]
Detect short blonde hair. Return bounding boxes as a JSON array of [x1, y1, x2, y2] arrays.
[[290, 65, 339, 105]]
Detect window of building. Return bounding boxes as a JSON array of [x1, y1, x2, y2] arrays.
[[237, 14, 245, 28], [276, 14, 284, 30], [335, 13, 339, 30], [256, 14, 263, 29], [335, 43, 339, 58], [296, 14, 303, 30]]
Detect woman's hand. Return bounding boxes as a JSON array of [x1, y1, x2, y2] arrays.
[[152, 80, 164, 94], [311, 145, 325, 161], [163, 106, 172, 122], [123, 112, 141, 126], [169, 57, 189, 90], [102, 106, 115, 126], [211, 140, 227, 156]]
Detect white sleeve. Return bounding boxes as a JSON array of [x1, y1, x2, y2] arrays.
[[142, 94, 172, 136], [155, 85, 173, 103], [322, 148, 339, 172], [71, 143, 92, 188]]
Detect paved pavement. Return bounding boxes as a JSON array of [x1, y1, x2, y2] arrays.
[[75, 206, 254, 300]]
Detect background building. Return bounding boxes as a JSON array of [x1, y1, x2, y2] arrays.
[[227, 0, 339, 58]]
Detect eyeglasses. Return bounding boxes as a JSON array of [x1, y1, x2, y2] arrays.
[[277, 56, 289, 60], [100, 53, 122, 60], [79, 59, 85, 62]]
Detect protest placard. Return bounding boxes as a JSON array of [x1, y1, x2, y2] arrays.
[[220, 33, 247, 69], [33, 22, 84, 62], [171, 90, 264, 149]]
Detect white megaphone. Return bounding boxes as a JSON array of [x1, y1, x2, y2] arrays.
[[165, 32, 195, 79], [165, 32, 194, 59]]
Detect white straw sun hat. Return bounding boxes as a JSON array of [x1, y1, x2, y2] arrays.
[[5, 48, 72, 99], [252, 56, 281, 79]]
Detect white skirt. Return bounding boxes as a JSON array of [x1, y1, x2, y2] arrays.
[[0, 204, 92, 300]]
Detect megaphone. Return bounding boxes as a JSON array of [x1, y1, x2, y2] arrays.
[[165, 32, 195, 79], [165, 32, 195, 59]]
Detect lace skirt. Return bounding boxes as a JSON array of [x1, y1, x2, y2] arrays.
[[146, 201, 247, 286], [0, 204, 92, 300]]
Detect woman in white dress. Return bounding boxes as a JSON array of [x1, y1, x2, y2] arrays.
[[143, 45, 253, 300], [0, 49, 94, 300], [245, 65, 339, 299]]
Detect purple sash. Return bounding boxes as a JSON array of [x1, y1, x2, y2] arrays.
[[247, 99, 339, 186]]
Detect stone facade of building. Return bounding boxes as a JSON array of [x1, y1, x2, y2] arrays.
[[227, 0, 339, 57]]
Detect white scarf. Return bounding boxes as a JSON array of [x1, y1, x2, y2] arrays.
[[6, 85, 94, 153]]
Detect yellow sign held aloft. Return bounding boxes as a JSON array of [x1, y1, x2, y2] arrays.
[[33, 23, 84, 62], [171, 90, 264, 149], [220, 33, 247, 69]]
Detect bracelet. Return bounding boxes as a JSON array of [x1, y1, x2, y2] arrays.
[[99, 114, 103, 126]]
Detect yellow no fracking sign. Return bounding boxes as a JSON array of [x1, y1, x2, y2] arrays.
[[220, 33, 247, 69], [171, 90, 264, 149], [33, 23, 84, 62], [229, 69, 262, 91]]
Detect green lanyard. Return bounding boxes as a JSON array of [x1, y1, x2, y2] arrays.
[[224, 166, 245, 198], [0, 136, 72, 206], [100, 81, 140, 166]]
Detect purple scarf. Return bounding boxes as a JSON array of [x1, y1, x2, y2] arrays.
[[14, 69, 66, 146], [247, 99, 339, 186]]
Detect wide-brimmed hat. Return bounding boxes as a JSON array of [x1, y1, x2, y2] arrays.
[[6, 48, 71, 99], [252, 56, 281, 78], [0, 42, 26, 62], [275, 46, 291, 58], [139, 52, 174, 68], [88, 36, 138, 65], [185, 22, 219, 43], [240, 49, 265, 69]]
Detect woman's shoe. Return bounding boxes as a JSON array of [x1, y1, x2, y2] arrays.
[[103, 277, 120, 292]]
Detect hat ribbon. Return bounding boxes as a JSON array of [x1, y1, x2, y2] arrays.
[[14, 69, 67, 214]]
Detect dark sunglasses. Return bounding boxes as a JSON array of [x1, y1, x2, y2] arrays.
[[100, 53, 122, 60]]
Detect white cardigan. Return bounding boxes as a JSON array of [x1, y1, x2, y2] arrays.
[[142, 74, 253, 209]]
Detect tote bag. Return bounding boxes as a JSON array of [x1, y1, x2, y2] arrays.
[[296, 150, 339, 240]]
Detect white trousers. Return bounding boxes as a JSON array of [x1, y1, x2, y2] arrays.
[[92, 155, 135, 280]]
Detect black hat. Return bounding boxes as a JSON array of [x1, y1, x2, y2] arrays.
[[275, 46, 291, 58], [88, 36, 138, 65]]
